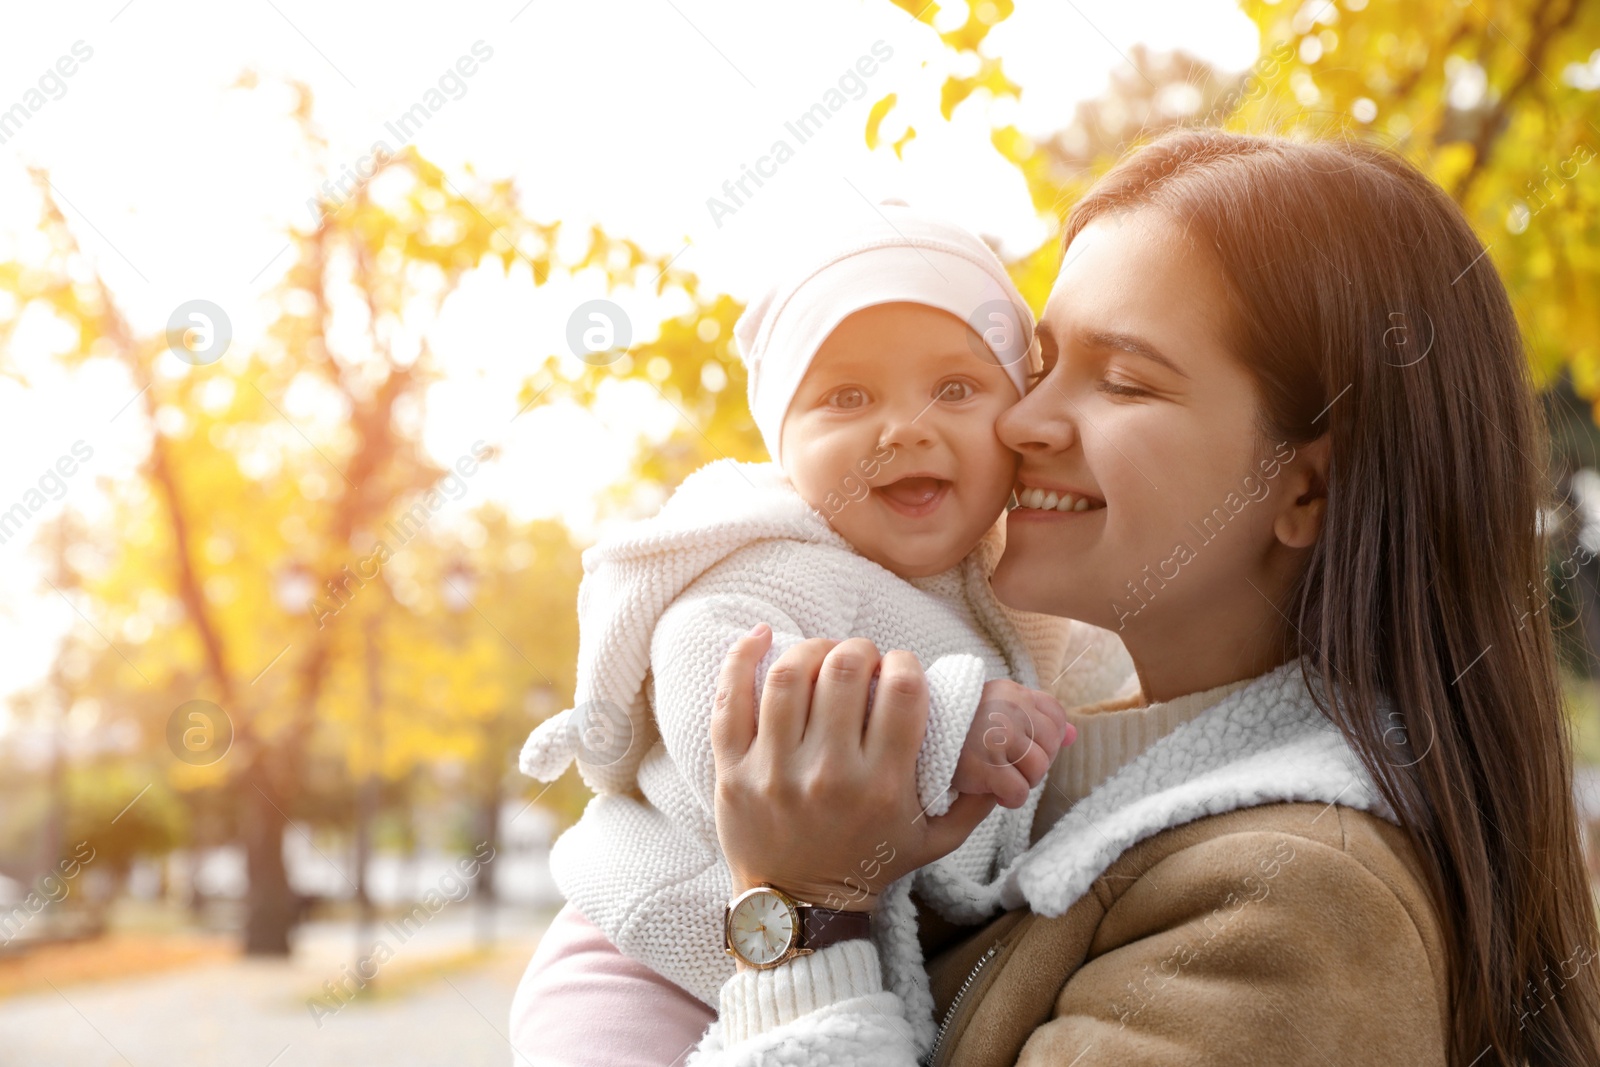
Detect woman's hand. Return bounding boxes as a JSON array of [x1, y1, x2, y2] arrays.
[[710, 624, 1002, 914]]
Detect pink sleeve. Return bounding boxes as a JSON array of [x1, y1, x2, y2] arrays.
[[510, 903, 717, 1066]]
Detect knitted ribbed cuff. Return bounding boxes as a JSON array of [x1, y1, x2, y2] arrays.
[[717, 938, 883, 1043], [919, 653, 990, 817]]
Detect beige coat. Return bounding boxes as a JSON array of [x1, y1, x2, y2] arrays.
[[692, 660, 1449, 1066], [918, 801, 1449, 1065]]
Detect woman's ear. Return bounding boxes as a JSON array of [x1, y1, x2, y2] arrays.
[[1273, 435, 1330, 550]]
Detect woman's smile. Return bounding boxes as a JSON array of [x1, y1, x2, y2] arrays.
[[1009, 481, 1106, 517]]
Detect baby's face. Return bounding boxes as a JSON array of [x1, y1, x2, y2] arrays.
[[779, 302, 1021, 579]]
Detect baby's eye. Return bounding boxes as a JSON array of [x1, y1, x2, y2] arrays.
[[937, 380, 975, 402], [828, 386, 868, 410]]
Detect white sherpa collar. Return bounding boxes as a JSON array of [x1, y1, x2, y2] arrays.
[[1001, 657, 1398, 915]]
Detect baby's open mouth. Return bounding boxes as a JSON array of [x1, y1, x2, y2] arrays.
[[873, 475, 951, 517]]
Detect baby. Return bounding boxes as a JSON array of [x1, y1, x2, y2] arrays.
[[515, 205, 1115, 1061]]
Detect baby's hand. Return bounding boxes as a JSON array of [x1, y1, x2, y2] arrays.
[[950, 680, 1074, 808]]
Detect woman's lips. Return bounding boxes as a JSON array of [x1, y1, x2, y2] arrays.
[[873, 476, 950, 518], [1007, 503, 1103, 523]]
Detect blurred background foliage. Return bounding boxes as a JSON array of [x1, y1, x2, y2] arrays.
[[3, 0, 1599, 960]]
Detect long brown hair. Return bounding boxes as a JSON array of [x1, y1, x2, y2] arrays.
[[1064, 129, 1600, 1063]]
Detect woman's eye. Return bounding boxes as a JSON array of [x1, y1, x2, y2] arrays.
[[828, 387, 867, 409], [1098, 378, 1149, 398], [937, 380, 975, 402]]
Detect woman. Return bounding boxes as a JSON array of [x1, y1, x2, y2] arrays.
[[690, 130, 1600, 1064]]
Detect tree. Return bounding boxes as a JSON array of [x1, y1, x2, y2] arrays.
[[557, 0, 1594, 468], [885, 0, 1600, 403], [3, 79, 689, 955], [9, 1, 1599, 958]]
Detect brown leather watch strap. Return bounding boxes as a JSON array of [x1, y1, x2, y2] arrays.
[[799, 906, 872, 950]]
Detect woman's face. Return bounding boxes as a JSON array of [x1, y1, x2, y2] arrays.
[[992, 209, 1302, 649]]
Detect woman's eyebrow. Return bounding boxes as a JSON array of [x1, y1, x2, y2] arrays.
[[1081, 328, 1189, 378]]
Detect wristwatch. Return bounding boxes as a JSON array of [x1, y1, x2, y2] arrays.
[[723, 883, 873, 969]]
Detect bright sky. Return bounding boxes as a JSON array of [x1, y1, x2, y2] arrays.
[[0, 0, 1258, 719]]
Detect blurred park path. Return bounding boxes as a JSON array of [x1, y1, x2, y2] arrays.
[[0, 907, 551, 1067]]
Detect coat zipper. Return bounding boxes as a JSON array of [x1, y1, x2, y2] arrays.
[[924, 941, 1004, 1067]]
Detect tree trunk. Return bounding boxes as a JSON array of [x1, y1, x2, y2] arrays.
[[475, 720, 503, 947], [1450, 0, 1582, 203], [242, 766, 296, 955]]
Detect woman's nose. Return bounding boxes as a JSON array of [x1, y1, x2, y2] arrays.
[[997, 385, 1077, 454]]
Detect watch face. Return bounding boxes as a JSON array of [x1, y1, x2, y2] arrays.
[[728, 889, 796, 966]]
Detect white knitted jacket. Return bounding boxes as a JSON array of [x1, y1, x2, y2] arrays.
[[685, 657, 1403, 1065], [516, 458, 1134, 1049]]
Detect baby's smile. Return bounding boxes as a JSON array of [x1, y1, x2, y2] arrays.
[[871, 473, 951, 518]]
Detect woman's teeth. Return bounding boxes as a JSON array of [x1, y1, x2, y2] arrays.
[[1015, 486, 1103, 513]]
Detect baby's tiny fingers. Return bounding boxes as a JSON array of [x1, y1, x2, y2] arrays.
[[991, 766, 1031, 809], [1029, 690, 1067, 737], [951, 759, 987, 796], [1012, 743, 1051, 789]]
